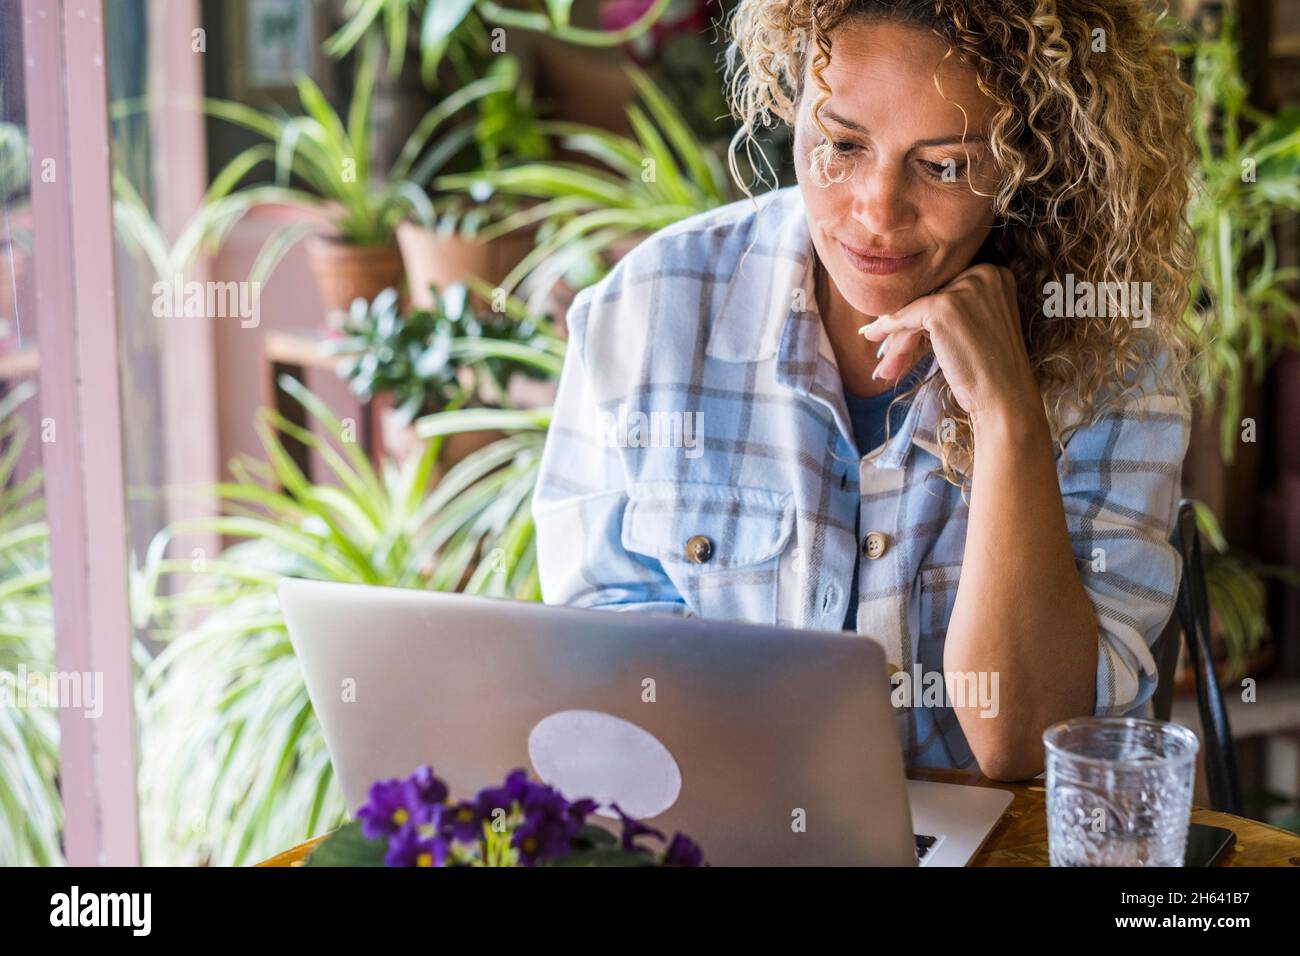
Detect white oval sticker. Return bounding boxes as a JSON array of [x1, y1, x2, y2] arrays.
[[527, 710, 682, 820]]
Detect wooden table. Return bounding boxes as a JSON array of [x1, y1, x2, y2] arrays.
[[257, 768, 1300, 867]]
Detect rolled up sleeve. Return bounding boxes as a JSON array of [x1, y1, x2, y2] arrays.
[[1056, 383, 1192, 717], [532, 285, 690, 617]]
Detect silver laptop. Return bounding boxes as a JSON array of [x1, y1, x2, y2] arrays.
[[279, 578, 1012, 866]]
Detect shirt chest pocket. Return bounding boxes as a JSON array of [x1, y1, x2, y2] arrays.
[[621, 481, 794, 624]]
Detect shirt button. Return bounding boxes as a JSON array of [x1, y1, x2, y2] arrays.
[[685, 534, 713, 564], [862, 531, 889, 560]]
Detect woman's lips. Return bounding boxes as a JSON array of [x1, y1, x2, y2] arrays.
[[840, 241, 922, 276]]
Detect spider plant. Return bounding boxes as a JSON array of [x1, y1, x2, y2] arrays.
[[1177, 4, 1300, 459], [198, 37, 518, 262], [435, 65, 732, 308], [326, 0, 673, 86], [328, 281, 560, 424], [0, 382, 60, 866], [111, 167, 306, 288], [138, 348, 556, 863]]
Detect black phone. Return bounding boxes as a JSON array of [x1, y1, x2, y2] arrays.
[[1185, 823, 1236, 867]]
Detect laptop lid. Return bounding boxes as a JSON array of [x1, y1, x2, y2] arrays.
[[279, 577, 918, 866]]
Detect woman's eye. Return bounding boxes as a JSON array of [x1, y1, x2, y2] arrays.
[[921, 159, 967, 180], [831, 140, 858, 155]]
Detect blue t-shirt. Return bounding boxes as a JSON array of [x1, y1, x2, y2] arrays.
[[842, 383, 913, 630]]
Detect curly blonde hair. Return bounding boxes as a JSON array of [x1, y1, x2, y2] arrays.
[[724, 0, 1198, 485]]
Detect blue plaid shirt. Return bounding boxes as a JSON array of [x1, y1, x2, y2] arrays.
[[533, 185, 1191, 769]]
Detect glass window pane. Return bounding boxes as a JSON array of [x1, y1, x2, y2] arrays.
[[1, 0, 62, 866]]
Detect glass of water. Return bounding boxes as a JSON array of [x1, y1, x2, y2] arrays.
[[1043, 717, 1199, 867]]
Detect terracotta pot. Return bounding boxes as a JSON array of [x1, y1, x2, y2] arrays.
[[304, 236, 406, 327], [397, 222, 537, 311]]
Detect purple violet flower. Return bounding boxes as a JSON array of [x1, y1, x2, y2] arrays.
[[356, 777, 416, 841], [359, 765, 705, 867], [610, 802, 665, 852], [445, 799, 489, 844], [662, 832, 705, 867], [404, 764, 449, 806], [385, 819, 451, 868]]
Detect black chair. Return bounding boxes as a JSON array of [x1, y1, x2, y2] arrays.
[[1149, 499, 1243, 815]]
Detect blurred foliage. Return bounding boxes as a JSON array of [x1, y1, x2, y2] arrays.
[[436, 65, 733, 311], [1174, 4, 1300, 460], [0, 384, 60, 866], [327, 0, 672, 88], [138, 369, 554, 865], [327, 282, 561, 423]]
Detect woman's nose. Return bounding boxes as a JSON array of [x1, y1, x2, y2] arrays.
[[851, 161, 914, 235]]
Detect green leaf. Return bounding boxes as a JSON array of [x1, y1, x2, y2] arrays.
[[304, 821, 390, 867], [419, 0, 475, 83], [545, 0, 575, 29], [422, 0, 476, 49]]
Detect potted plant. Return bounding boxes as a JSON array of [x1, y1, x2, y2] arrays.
[[200, 37, 514, 322], [1167, 3, 1300, 683], [598, 0, 733, 141], [393, 54, 552, 311], [435, 64, 734, 316], [306, 764, 704, 867], [1177, 5, 1300, 462], [326, 281, 561, 470]]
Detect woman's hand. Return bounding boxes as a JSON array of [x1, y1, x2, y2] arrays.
[[858, 263, 1038, 429]]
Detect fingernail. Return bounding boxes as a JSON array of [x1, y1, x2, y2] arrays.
[[857, 322, 873, 336], [876, 337, 888, 359]]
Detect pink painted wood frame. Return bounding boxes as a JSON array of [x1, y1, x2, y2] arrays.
[[22, 0, 140, 865]]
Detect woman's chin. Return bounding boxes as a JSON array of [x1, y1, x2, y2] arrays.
[[841, 281, 925, 320]]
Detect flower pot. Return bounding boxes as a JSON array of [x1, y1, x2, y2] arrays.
[[396, 222, 537, 311], [304, 236, 406, 327]]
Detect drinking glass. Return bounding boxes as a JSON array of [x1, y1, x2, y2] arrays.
[[1043, 717, 1199, 867]]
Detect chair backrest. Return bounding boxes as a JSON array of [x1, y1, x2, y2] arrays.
[[1150, 499, 1243, 815]]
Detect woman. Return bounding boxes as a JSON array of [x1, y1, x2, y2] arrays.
[[532, 0, 1196, 781]]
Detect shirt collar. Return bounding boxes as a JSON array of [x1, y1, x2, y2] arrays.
[[704, 187, 813, 365], [704, 186, 970, 479]]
